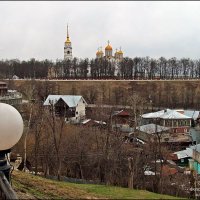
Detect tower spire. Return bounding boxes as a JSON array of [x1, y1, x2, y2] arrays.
[[67, 24, 69, 39], [65, 24, 71, 43], [64, 24, 72, 60]]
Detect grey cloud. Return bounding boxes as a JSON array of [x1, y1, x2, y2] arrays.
[[1, 1, 200, 60]]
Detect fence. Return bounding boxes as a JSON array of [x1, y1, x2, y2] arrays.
[[0, 171, 18, 199]]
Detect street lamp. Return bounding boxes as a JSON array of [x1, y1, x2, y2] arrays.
[[0, 103, 23, 182]]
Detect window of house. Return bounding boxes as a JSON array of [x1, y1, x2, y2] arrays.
[[173, 120, 177, 127], [181, 159, 184, 163], [184, 128, 188, 133], [164, 138, 169, 142]]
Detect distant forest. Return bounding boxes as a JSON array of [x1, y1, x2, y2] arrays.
[[1, 57, 200, 79]]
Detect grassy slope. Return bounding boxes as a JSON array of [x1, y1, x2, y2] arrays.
[[12, 171, 181, 199]]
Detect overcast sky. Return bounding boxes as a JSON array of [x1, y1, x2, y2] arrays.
[[1, 1, 200, 61]]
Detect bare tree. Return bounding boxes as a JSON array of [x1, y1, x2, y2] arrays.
[[45, 103, 66, 180], [128, 93, 146, 133]]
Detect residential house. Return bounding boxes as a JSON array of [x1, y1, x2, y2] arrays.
[[0, 81, 22, 105], [171, 147, 193, 167], [189, 145, 200, 174], [135, 123, 170, 142], [142, 109, 192, 134], [141, 109, 193, 147], [44, 95, 87, 123], [111, 110, 133, 132], [185, 110, 200, 144], [0, 81, 7, 96], [166, 144, 200, 171]]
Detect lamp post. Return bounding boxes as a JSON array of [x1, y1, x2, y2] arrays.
[[0, 103, 23, 182]]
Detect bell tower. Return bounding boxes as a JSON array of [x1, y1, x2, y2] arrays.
[[64, 25, 72, 60]]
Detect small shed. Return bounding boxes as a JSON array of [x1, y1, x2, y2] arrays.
[[112, 110, 130, 124]]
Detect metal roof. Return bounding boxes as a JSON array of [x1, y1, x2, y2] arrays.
[[112, 110, 130, 117], [142, 109, 191, 119], [43, 95, 87, 107], [81, 119, 91, 124], [173, 148, 193, 159], [142, 109, 168, 119], [136, 123, 170, 134], [160, 110, 191, 119], [81, 119, 106, 125], [144, 170, 155, 176], [173, 144, 200, 159], [184, 110, 200, 120]]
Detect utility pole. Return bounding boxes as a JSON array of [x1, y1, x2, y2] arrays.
[[23, 99, 34, 172]]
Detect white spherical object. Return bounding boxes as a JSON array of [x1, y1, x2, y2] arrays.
[[0, 103, 23, 150]]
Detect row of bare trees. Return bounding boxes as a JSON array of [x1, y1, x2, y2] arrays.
[[119, 57, 200, 79], [1, 57, 200, 79]]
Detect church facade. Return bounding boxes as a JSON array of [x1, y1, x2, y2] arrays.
[[96, 41, 123, 61], [96, 41, 124, 76]]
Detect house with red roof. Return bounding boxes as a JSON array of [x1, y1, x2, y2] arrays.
[[111, 110, 133, 132]]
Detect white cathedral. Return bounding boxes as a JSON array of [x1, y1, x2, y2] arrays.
[[96, 41, 123, 61], [95, 41, 124, 76]]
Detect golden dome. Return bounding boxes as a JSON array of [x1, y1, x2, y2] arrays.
[[96, 47, 104, 56], [118, 47, 123, 54], [96, 50, 100, 55], [96, 47, 103, 56], [99, 50, 104, 54], [65, 37, 71, 43], [105, 45, 112, 50], [105, 40, 112, 51]]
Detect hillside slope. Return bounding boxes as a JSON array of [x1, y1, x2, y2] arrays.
[[12, 171, 180, 199], [12, 79, 200, 109]]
